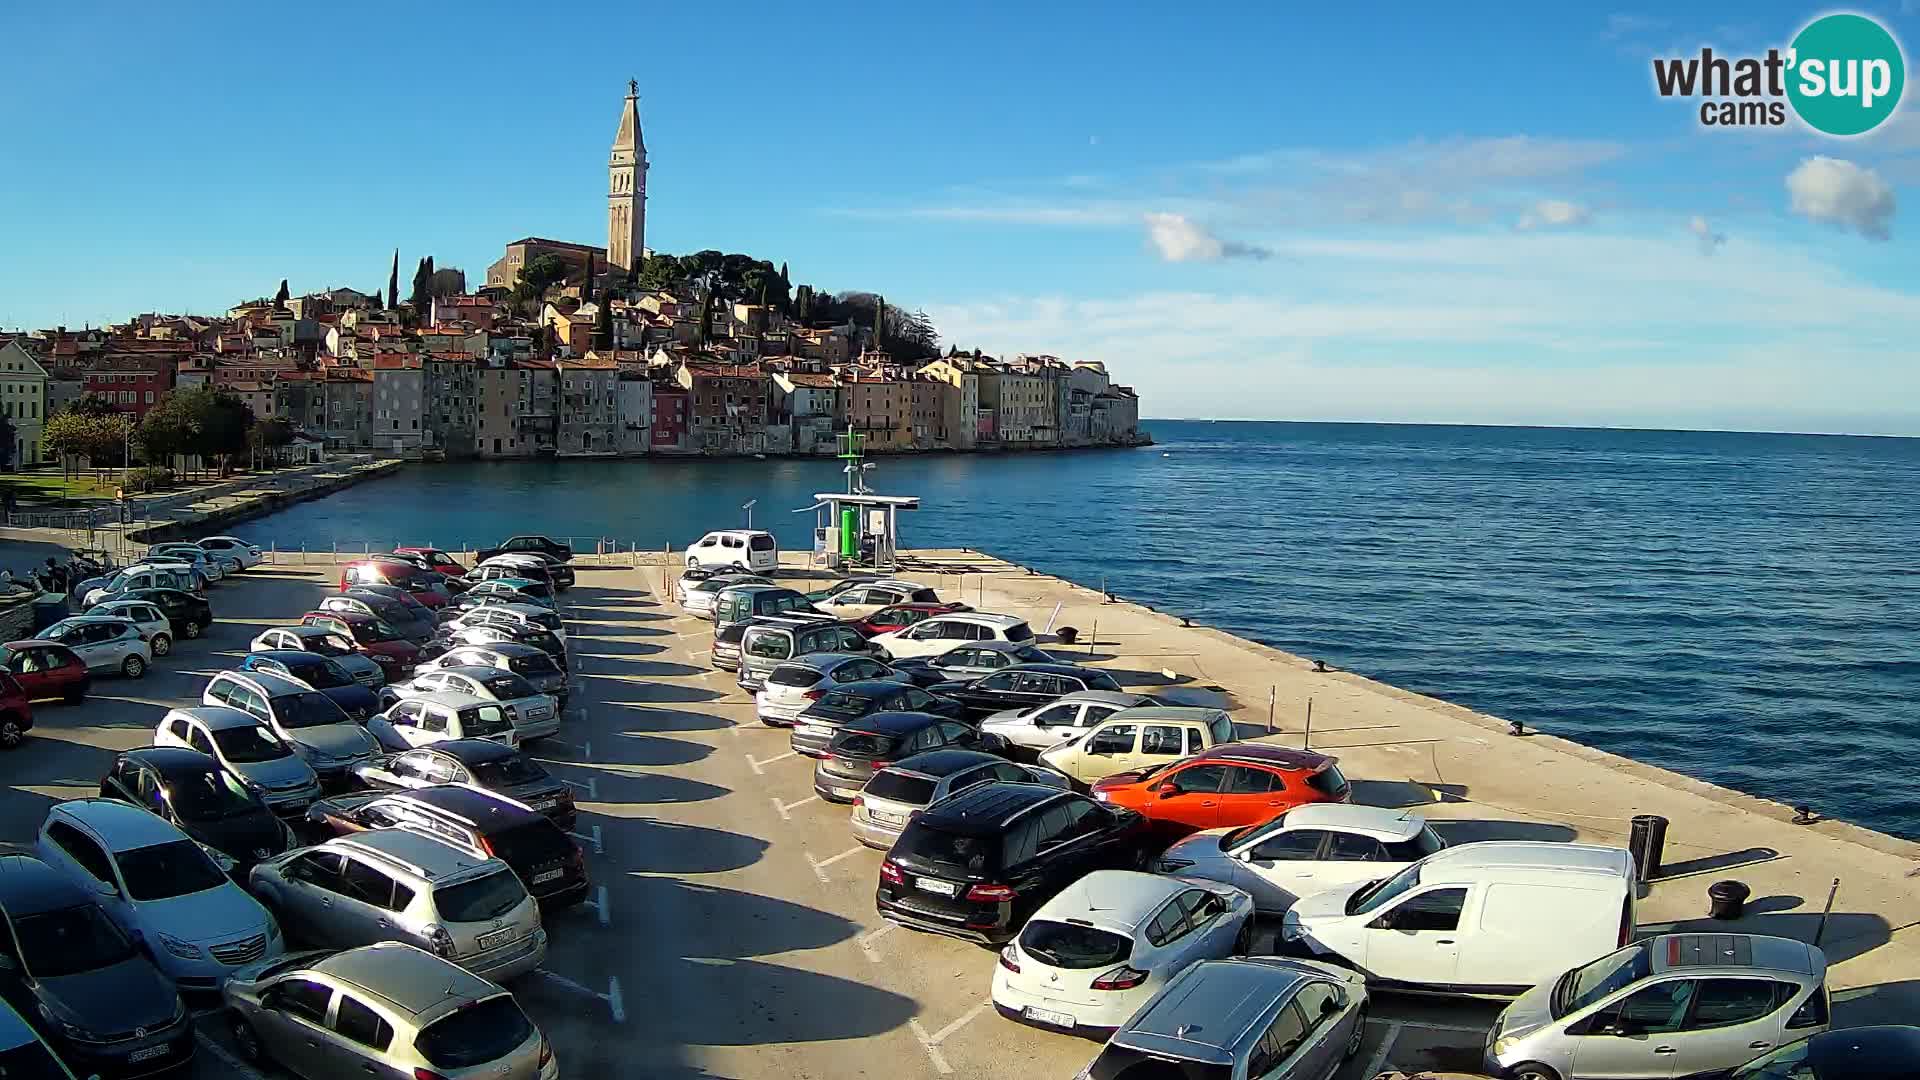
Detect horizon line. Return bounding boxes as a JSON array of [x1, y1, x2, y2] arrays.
[[1140, 417, 1920, 441]]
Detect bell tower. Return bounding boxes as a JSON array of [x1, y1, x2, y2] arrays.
[[608, 80, 648, 273]]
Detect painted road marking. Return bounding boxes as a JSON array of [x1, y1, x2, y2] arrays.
[[569, 825, 604, 855], [909, 1002, 988, 1075], [575, 885, 611, 928], [807, 845, 865, 882], [1360, 1020, 1403, 1080], [772, 794, 820, 820], [531, 969, 626, 1024], [858, 922, 894, 962], [547, 738, 592, 759], [747, 749, 796, 774], [1394, 1018, 1487, 1033]]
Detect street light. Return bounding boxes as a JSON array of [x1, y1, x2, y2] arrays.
[[742, 498, 756, 530]]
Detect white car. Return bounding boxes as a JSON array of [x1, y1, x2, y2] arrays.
[[85, 598, 176, 657], [990, 870, 1255, 1036], [146, 545, 223, 582], [36, 616, 153, 678], [979, 690, 1156, 757], [682, 573, 770, 616], [684, 529, 778, 572], [81, 564, 199, 607], [445, 602, 567, 646], [868, 612, 1038, 661], [153, 706, 323, 816], [809, 579, 943, 620], [379, 666, 561, 741], [34, 799, 282, 990], [753, 653, 899, 726], [250, 625, 386, 688], [197, 535, 263, 570], [1155, 804, 1448, 914], [366, 691, 520, 753]]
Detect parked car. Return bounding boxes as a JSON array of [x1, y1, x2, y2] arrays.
[[709, 622, 749, 672], [1039, 706, 1241, 785], [223, 941, 558, 1080], [351, 742, 575, 828], [299, 612, 421, 681], [813, 712, 1011, 803], [682, 573, 770, 617], [366, 692, 519, 754], [478, 552, 575, 591], [153, 706, 323, 817], [991, 870, 1257, 1038], [808, 579, 946, 620], [853, 601, 972, 637], [250, 625, 385, 687], [248, 829, 546, 982], [391, 546, 469, 577], [124, 587, 213, 640], [1280, 841, 1638, 994], [34, 798, 282, 991], [346, 582, 450, 628], [424, 644, 569, 705], [931, 663, 1127, 719], [736, 616, 876, 691], [97, 747, 294, 873], [791, 680, 967, 757], [0, 853, 191, 1078], [853, 750, 1068, 850], [0, 674, 32, 751], [315, 593, 434, 645], [197, 535, 263, 570], [1486, 933, 1831, 1080], [83, 598, 176, 657], [0, 641, 89, 705], [238, 651, 382, 721], [445, 602, 566, 646], [304, 787, 586, 909], [1729, 1025, 1918, 1080], [683, 529, 777, 572], [868, 612, 1038, 661], [477, 534, 574, 568], [1076, 957, 1368, 1079], [144, 544, 223, 582], [0, 999, 86, 1080], [888, 640, 1059, 682], [433, 622, 566, 667], [1092, 743, 1352, 843], [713, 584, 819, 632], [753, 653, 901, 726], [380, 665, 560, 742], [458, 577, 557, 610], [978, 690, 1155, 760], [1156, 804, 1446, 914], [339, 561, 453, 608], [202, 671, 382, 786], [36, 617, 151, 679], [876, 782, 1150, 944], [80, 564, 199, 607]]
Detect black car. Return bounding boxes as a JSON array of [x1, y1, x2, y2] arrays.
[[431, 644, 569, 704], [237, 651, 382, 722], [475, 536, 575, 589], [306, 786, 589, 907], [350, 740, 576, 828], [124, 587, 212, 639], [929, 663, 1127, 719], [0, 853, 193, 1077], [337, 589, 437, 645], [1732, 1026, 1920, 1080], [432, 622, 566, 666], [876, 782, 1149, 944], [97, 747, 292, 872], [791, 680, 968, 758], [814, 712, 1010, 803]]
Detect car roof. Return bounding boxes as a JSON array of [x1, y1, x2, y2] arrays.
[[1193, 742, 1333, 771], [220, 669, 308, 697], [1041, 870, 1189, 932], [50, 615, 133, 627], [829, 679, 915, 696], [399, 786, 537, 827], [1413, 841, 1634, 882], [335, 827, 492, 877], [702, 529, 770, 538], [876, 601, 955, 612], [276, 625, 336, 639], [774, 653, 869, 673], [1003, 662, 1102, 677], [401, 690, 491, 710], [53, 798, 189, 850], [311, 942, 500, 1017], [970, 640, 1039, 653], [0, 852, 91, 915], [169, 705, 268, 731], [888, 749, 1006, 778], [1107, 705, 1230, 725], [449, 642, 544, 659], [719, 583, 789, 596], [1121, 958, 1316, 1061], [430, 665, 518, 681], [931, 612, 1025, 628], [122, 746, 224, 778], [1276, 803, 1426, 840], [919, 782, 1062, 833], [1, 640, 74, 652], [841, 710, 945, 736], [427, 740, 521, 765], [1053, 690, 1154, 707], [1647, 934, 1822, 976], [250, 650, 330, 666], [1803, 1026, 1920, 1072]]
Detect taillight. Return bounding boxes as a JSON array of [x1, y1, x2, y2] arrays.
[[478, 834, 496, 856], [803, 690, 825, 701], [851, 795, 864, 809], [870, 761, 892, 771], [878, 859, 903, 884], [414, 1070, 451, 1080], [1090, 965, 1150, 991], [998, 945, 1021, 973], [966, 883, 1017, 903]]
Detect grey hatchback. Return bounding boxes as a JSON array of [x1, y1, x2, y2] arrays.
[[851, 749, 1066, 849]]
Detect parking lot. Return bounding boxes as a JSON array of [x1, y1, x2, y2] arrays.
[[4, 558, 1502, 1078]]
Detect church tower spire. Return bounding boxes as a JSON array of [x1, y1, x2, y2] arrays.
[[608, 80, 648, 274]]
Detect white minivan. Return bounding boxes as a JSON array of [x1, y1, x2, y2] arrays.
[[685, 529, 778, 573], [1278, 841, 1636, 994]]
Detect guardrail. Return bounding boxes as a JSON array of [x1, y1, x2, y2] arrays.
[[263, 537, 649, 568]]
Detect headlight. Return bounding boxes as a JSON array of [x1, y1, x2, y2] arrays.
[[158, 933, 203, 960], [1492, 1036, 1521, 1057], [1091, 791, 1110, 802]]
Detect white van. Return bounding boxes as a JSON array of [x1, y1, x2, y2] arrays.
[[1278, 841, 1635, 995], [686, 529, 778, 573]]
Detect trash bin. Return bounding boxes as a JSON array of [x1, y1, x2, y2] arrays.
[[1056, 626, 1079, 645], [1629, 814, 1669, 882], [1708, 880, 1751, 920]]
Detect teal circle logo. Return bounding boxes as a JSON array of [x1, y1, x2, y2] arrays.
[[1787, 13, 1905, 136]]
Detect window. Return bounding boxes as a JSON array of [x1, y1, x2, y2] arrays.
[[1140, 725, 1184, 756], [272, 979, 334, 1024], [1166, 764, 1228, 794], [1145, 899, 1190, 946], [1686, 979, 1786, 1030], [1607, 980, 1698, 1035], [1377, 888, 1466, 933], [1249, 829, 1326, 862], [1327, 833, 1388, 861], [1247, 1002, 1310, 1076], [47, 822, 117, 885], [1223, 766, 1278, 794], [1787, 983, 1828, 1029], [341, 859, 403, 910], [1291, 981, 1342, 1033], [1084, 724, 1136, 756]]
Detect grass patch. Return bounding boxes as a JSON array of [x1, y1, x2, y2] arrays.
[[2, 471, 124, 503]]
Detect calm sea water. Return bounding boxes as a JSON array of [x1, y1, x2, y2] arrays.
[[244, 422, 1920, 838]]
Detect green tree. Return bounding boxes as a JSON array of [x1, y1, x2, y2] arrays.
[[388, 249, 400, 310], [696, 287, 716, 346], [594, 291, 614, 350], [64, 395, 119, 419], [0, 413, 14, 471], [637, 252, 683, 290], [410, 257, 432, 312], [513, 255, 570, 306], [249, 417, 294, 466], [42, 413, 92, 478], [273, 279, 290, 309]]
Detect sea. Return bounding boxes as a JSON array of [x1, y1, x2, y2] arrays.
[[242, 421, 1920, 839]]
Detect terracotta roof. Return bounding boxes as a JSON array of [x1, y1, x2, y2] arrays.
[[559, 356, 617, 371], [784, 372, 838, 388], [371, 355, 420, 370]]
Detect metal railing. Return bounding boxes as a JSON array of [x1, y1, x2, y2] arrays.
[[263, 536, 649, 568]]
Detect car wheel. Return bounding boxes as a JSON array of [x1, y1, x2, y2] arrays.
[[150, 633, 172, 657], [1343, 1007, 1367, 1059], [0, 718, 23, 750], [1510, 1064, 1560, 1080], [183, 620, 202, 639], [121, 654, 146, 679], [1232, 920, 1254, 956], [230, 1015, 270, 1065]]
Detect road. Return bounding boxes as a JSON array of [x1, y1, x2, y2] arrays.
[[1, 558, 1500, 1078]]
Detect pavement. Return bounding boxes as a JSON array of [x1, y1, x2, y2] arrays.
[[5, 547, 1914, 1079]]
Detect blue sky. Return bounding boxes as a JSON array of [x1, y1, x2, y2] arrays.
[[4, 1, 1919, 432]]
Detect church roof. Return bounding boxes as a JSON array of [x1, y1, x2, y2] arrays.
[[611, 83, 645, 154]]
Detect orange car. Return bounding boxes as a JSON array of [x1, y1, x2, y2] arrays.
[[1089, 742, 1350, 842]]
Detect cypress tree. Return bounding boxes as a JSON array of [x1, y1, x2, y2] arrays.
[[387, 250, 399, 310]]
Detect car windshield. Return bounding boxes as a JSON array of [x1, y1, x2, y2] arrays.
[[768, 664, 822, 688], [1220, 813, 1288, 852], [897, 825, 998, 875], [433, 870, 527, 922], [471, 756, 548, 787], [414, 995, 535, 1070], [353, 620, 404, 643], [284, 659, 350, 689], [1018, 920, 1133, 970], [1308, 764, 1352, 799], [277, 691, 351, 729], [815, 690, 879, 717], [863, 771, 937, 804], [1083, 671, 1123, 691], [14, 903, 139, 978], [831, 731, 902, 757], [1346, 861, 1421, 916], [1554, 941, 1653, 1018], [212, 723, 293, 763], [117, 839, 229, 901], [170, 769, 261, 819], [480, 673, 535, 699], [306, 634, 355, 656]]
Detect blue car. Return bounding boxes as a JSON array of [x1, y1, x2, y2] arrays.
[[238, 651, 383, 722]]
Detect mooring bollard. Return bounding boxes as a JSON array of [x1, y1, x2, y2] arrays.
[[1629, 814, 1668, 883], [1707, 879, 1750, 920]]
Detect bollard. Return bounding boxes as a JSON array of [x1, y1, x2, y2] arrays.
[[1707, 880, 1750, 920], [1629, 815, 1669, 883]]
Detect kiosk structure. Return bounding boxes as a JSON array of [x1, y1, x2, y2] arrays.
[[794, 426, 920, 570]]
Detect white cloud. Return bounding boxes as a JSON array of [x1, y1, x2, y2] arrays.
[[1516, 199, 1593, 231], [1143, 213, 1270, 262], [1786, 157, 1896, 240], [1687, 215, 1726, 253]]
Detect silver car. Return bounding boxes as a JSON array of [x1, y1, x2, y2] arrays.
[[1076, 957, 1367, 1080], [153, 706, 323, 817], [36, 616, 153, 679], [249, 829, 547, 984], [753, 653, 898, 726], [898, 639, 1057, 681], [979, 689, 1156, 759], [380, 666, 561, 741], [683, 573, 770, 617], [250, 626, 386, 688], [1486, 933, 1830, 1080], [224, 941, 559, 1080], [852, 749, 1065, 849]]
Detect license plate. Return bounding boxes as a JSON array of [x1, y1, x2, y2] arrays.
[[533, 869, 564, 884], [477, 928, 516, 950], [531, 798, 557, 810], [916, 878, 959, 897], [127, 1045, 171, 1063], [1023, 1007, 1076, 1030], [870, 810, 906, 826]]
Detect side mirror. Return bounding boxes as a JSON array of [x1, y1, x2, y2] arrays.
[[1158, 787, 1180, 799], [1321, 997, 1342, 1016], [1234, 848, 1256, 863], [1367, 910, 1399, 931]]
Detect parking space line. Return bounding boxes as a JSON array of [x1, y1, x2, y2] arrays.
[[577, 884, 611, 928], [909, 1002, 988, 1075], [1360, 1020, 1403, 1080], [194, 1028, 269, 1080], [569, 824, 604, 855], [1395, 1018, 1487, 1033], [547, 737, 592, 759], [806, 845, 865, 882], [530, 969, 626, 1024], [772, 794, 820, 820], [747, 749, 796, 774]]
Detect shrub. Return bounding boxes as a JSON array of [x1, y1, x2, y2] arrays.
[[123, 466, 176, 493]]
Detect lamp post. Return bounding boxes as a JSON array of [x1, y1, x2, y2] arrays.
[[742, 499, 756, 530]]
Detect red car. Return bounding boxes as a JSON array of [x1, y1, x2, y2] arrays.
[[300, 611, 420, 679], [1091, 742, 1351, 842], [392, 546, 468, 577], [854, 602, 971, 637], [339, 560, 453, 609], [0, 671, 34, 749], [0, 640, 89, 707]]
